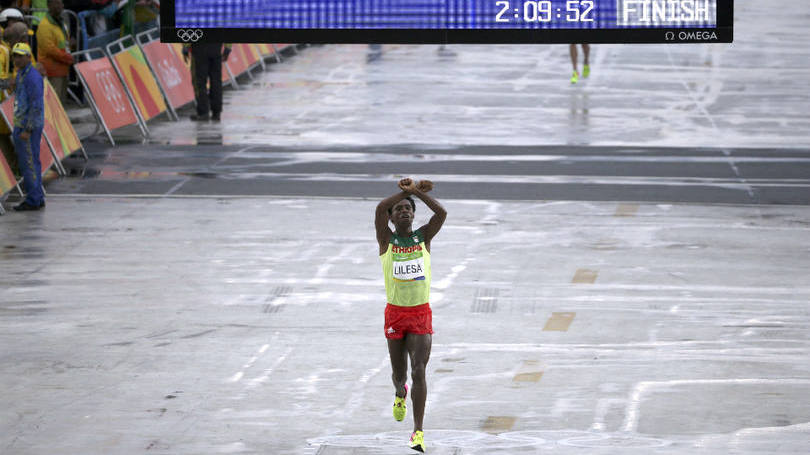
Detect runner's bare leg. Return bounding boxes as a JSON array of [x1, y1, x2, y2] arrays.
[[582, 44, 591, 67], [406, 333, 432, 431], [388, 338, 408, 397], [569, 44, 578, 73]]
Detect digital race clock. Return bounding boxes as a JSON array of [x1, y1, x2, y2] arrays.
[[161, 0, 732, 43]]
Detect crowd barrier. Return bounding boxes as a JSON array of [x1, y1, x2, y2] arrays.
[[0, 94, 63, 177], [107, 36, 170, 130], [225, 44, 252, 83], [1, 34, 299, 211], [167, 42, 239, 89], [74, 48, 145, 145], [43, 82, 89, 163], [0, 77, 92, 213], [137, 29, 194, 121], [0, 154, 19, 215]]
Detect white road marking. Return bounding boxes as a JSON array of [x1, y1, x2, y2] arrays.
[[246, 347, 294, 390], [342, 355, 389, 418], [228, 343, 270, 383], [622, 378, 810, 432]]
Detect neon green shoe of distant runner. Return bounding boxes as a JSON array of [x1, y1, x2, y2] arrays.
[[570, 71, 579, 84], [393, 384, 408, 421], [583, 65, 591, 78], [409, 430, 425, 452]]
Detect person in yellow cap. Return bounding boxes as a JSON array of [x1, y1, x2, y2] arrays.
[[10, 41, 45, 211]]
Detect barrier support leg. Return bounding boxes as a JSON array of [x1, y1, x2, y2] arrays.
[[43, 135, 67, 176], [271, 45, 283, 63]]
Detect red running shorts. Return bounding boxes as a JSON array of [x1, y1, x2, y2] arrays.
[[384, 303, 433, 339]]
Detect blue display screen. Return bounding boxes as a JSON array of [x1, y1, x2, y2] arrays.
[[175, 0, 717, 29]]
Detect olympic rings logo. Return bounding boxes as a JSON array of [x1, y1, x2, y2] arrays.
[[177, 29, 203, 42], [95, 69, 128, 114]]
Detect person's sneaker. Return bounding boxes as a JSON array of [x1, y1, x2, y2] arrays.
[[583, 65, 591, 78], [190, 114, 210, 121], [13, 201, 43, 211], [409, 430, 425, 452], [211, 113, 221, 121], [393, 384, 408, 421], [570, 71, 579, 84]]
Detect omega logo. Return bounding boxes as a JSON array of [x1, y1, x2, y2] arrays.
[[665, 30, 718, 41]]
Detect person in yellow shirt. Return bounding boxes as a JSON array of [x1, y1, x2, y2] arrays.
[[0, 31, 12, 176], [35, 0, 72, 103], [0, 36, 10, 100]]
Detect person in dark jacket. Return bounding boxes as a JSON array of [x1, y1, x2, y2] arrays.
[[183, 43, 231, 121], [11, 42, 45, 211]]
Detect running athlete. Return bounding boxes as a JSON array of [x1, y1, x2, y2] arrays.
[[375, 177, 446, 453], [569, 43, 591, 84]]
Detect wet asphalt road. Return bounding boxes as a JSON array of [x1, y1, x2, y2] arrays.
[[2, 2, 810, 454], [45, 0, 810, 206], [52, 143, 810, 205]]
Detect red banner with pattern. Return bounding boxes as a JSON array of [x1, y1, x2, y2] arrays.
[[75, 58, 139, 131], [43, 79, 82, 160], [225, 44, 250, 78], [141, 40, 194, 110], [112, 46, 168, 122]]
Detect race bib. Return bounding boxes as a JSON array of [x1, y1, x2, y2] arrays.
[[393, 257, 425, 281]]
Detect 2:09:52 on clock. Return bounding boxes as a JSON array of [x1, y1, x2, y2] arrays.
[[495, 0, 595, 24]]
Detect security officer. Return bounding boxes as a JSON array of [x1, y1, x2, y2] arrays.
[[183, 42, 231, 121], [10, 42, 45, 211]]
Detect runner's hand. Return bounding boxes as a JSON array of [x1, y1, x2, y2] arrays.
[[416, 179, 433, 193], [398, 178, 416, 192]]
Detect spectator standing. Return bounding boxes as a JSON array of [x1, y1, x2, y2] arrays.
[[0, 8, 33, 38], [35, 0, 72, 103], [29, 0, 49, 28], [0, 24, 13, 175], [5, 21, 45, 78], [183, 42, 231, 121], [2, 20, 42, 176], [10, 42, 45, 211], [0, 7, 25, 27]]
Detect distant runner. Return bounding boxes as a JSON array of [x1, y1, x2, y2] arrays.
[[569, 43, 591, 84], [375, 177, 447, 453]]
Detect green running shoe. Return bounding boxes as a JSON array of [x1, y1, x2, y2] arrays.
[[583, 65, 591, 78], [570, 71, 579, 84], [393, 384, 408, 421], [409, 430, 425, 452]]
